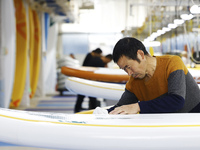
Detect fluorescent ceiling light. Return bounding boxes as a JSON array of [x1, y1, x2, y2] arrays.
[[180, 14, 194, 20], [174, 19, 184, 25], [146, 36, 156, 41], [151, 32, 158, 38], [168, 23, 177, 29], [157, 29, 165, 35], [143, 41, 161, 47], [162, 27, 171, 32], [190, 5, 200, 14]]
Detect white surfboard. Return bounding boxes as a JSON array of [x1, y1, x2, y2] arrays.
[[65, 77, 125, 100], [65, 76, 200, 101], [0, 0, 16, 108], [0, 108, 200, 150], [188, 68, 200, 84]]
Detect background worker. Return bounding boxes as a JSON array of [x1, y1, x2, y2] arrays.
[[74, 48, 102, 113], [85, 54, 113, 110], [82, 48, 102, 66], [74, 53, 113, 113]]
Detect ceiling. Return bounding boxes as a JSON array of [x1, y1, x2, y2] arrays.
[[27, 0, 200, 40]]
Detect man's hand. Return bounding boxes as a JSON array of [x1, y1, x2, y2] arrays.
[[109, 103, 140, 115]]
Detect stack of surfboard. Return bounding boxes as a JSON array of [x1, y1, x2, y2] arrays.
[[57, 56, 80, 95], [61, 66, 200, 100], [61, 66, 127, 100], [57, 56, 80, 68]]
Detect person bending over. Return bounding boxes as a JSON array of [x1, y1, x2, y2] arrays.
[[95, 37, 200, 114]]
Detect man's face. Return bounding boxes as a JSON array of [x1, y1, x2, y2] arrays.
[[117, 51, 147, 79]]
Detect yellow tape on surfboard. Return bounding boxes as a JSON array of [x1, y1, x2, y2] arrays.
[[76, 110, 94, 114], [29, 9, 41, 98], [10, 0, 28, 108]]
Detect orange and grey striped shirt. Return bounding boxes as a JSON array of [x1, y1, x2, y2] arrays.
[[108, 55, 200, 113]]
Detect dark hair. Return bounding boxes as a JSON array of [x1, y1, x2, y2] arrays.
[[113, 37, 149, 63], [92, 48, 102, 54], [105, 54, 113, 60]]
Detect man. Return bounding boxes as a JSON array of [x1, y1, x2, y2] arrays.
[[88, 54, 113, 68], [95, 37, 200, 114], [82, 48, 102, 66], [74, 48, 102, 113], [74, 52, 113, 113], [86, 54, 113, 110]]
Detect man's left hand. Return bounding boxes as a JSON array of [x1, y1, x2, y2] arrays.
[[109, 103, 140, 115]]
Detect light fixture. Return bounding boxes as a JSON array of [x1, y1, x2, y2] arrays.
[[143, 41, 161, 47], [168, 23, 178, 29], [162, 27, 171, 32], [190, 5, 200, 14], [157, 29, 165, 35], [148, 36, 156, 41], [174, 19, 184, 25], [150, 32, 158, 38], [180, 14, 194, 20]]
